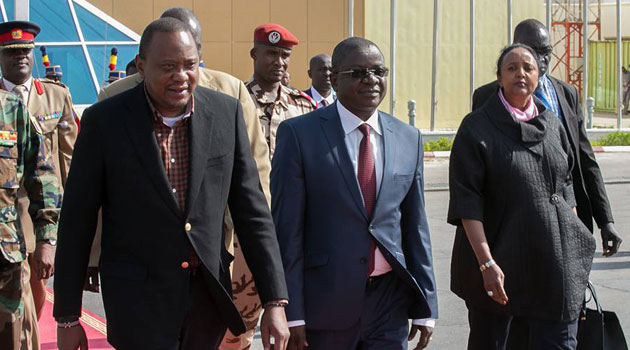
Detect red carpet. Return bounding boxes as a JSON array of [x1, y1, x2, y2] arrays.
[[39, 287, 114, 350]]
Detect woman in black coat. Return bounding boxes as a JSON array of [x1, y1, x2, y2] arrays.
[[448, 44, 596, 350]]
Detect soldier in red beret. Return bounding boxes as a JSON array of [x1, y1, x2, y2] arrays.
[[225, 23, 316, 350]]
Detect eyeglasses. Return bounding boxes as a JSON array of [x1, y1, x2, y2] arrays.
[[533, 46, 553, 57], [336, 67, 389, 79]]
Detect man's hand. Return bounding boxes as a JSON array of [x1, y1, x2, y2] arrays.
[[601, 222, 623, 257], [287, 325, 308, 350], [58, 324, 88, 350], [408, 325, 434, 349], [33, 241, 55, 280], [260, 305, 290, 350], [83, 267, 100, 293]]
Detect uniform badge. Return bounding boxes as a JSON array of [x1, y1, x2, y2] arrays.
[[37, 111, 62, 122], [268, 31, 281, 44], [0, 130, 18, 146], [11, 29, 22, 40]]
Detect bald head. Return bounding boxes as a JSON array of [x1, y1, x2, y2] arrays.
[[310, 54, 331, 69], [308, 53, 333, 96], [332, 37, 382, 72], [161, 8, 202, 56], [513, 19, 552, 75]]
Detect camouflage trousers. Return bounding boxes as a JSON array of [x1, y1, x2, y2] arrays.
[[0, 259, 23, 350], [219, 236, 262, 350]]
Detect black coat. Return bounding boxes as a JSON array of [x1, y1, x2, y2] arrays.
[[472, 78, 614, 232], [448, 92, 596, 321], [53, 84, 288, 349]]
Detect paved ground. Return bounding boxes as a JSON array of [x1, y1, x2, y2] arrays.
[[71, 153, 630, 349]]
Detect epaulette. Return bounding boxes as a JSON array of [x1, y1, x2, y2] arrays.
[[34, 79, 44, 95], [39, 78, 68, 89], [295, 88, 318, 109]]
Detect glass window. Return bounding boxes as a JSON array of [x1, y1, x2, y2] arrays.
[[87, 44, 138, 87], [75, 3, 135, 42], [2, 0, 14, 21], [29, 0, 79, 42], [33, 45, 97, 104]]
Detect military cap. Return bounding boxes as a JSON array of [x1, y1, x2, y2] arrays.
[[108, 71, 126, 83], [254, 23, 298, 49], [0, 21, 40, 49], [45, 65, 63, 79]]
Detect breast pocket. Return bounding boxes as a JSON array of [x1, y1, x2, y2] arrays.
[[393, 173, 414, 183], [0, 144, 20, 194], [206, 153, 231, 168]]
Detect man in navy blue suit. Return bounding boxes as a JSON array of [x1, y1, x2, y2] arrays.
[[271, 37, 438, 350]]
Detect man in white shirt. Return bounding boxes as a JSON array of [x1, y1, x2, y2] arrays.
[[271, 37, 437, 350], [304, 54, 336, 108]]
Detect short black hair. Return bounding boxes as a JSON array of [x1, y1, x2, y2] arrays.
[[138, 17, 190, 59], [331, 37, 382, 71], [125, 59, 136, 75], [496, 43, 541, 77]]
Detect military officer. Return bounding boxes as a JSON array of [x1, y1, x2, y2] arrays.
[[222, 23, 315, 350], [0, 21, 78, 350], [44, 66, 62, 83], [246, 23, 316, 159], [0, 24, 61, 350]]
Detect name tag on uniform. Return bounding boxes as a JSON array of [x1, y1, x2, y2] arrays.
[[0, 130, 17, 146], [37, 111, 62, 122]]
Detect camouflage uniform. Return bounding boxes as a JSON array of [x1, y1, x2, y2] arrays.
[[220, 79, 315, 350], [245, 78, 316, 158], [0, 91, 60, 349], [0, 78, 78, 350]]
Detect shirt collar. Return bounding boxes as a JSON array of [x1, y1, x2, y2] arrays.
[[310, 87, 336, 104], [144, 84, 194, 124], [3, 76, 33, 93], [498, 88, 538, 122], [337, 100, 382, 136]]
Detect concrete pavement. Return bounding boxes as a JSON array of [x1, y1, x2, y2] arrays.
[[73, 153, 630, 349]]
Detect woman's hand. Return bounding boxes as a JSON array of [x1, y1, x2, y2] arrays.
[[482, 264, 508, 305]]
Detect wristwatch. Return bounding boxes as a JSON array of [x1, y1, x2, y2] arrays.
[[41, 239, 57, 246]]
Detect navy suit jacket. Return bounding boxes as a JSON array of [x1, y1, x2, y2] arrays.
[[271, 104, 438, 330]]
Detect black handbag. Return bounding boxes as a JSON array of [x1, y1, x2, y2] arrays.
[[577, 281, 628, 350]]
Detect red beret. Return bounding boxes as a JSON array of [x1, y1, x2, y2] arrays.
[[253, 23, 299, 49]]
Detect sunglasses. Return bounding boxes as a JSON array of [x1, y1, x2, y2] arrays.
[[533, 46, 553, 57], [336, 67, 389, 79]]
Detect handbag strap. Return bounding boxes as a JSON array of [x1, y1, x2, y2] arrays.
[[582, 280, 603, 317]]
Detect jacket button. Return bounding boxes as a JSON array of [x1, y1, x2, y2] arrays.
[[181, 261, 189, 269], [185, 223, 192, 232], [368, 226, 374, 233], [550, 194, 559, 204], [360, 258, 367, 264]]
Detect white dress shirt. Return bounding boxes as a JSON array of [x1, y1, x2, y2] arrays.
[[309, 86, 336, 108], [3, 77, 33, 103], [287, 101, 435, 329]]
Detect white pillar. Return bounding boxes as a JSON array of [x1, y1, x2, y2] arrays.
[[430, 0, 439, 131], [389, 0, 397, 115], [507, 0, 513, 44], [583, 0, 590, 125], [470, 0, 475, 110], [617, 0, 622, 129], [15, 0, 28, 20], [348, 0, 354, 37]]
